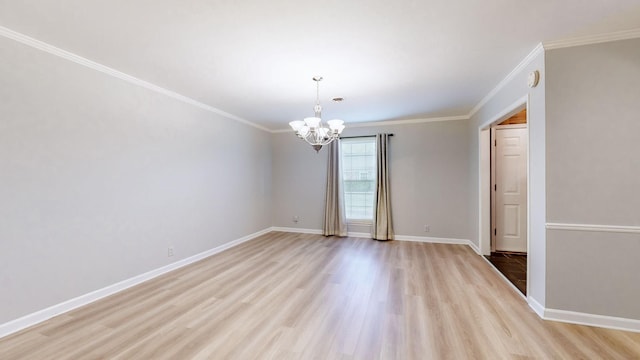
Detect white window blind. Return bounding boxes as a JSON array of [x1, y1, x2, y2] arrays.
[[341, 138, 376, 220]]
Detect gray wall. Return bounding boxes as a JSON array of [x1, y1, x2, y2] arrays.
[[4, 25, 638, 329], [0, 36, 272, 324], [272, 120, 471, 240], [271, 132, 328, 230], [468, 37, 640, 321], [545, 38, 640, 319], [468, 48, 547, 306]]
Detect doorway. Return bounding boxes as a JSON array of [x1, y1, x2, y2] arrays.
[[487, 109, 528, 295]]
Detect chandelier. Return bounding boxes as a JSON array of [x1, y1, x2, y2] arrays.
[[288, 76, 345, 152]]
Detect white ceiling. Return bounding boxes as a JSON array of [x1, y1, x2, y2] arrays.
[[1, 0, 639, 130]]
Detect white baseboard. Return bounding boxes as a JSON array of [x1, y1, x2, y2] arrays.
[[271, 227, 373, 239], [528, 297, 545, 318], [466, 240, 481, 255], [543, 308, 640, 333], [270, 227, 372, 239], [272, 227, 640, 333], [273, 227, 475, 248], [273, 227, 474, 247], [271, 227, 322, 235], [10, 227, 637, 337], [394, 234, 470, 244], [515, 279, 640, 334], [0, 227, 272, 339], [395, 235, 482, 256]]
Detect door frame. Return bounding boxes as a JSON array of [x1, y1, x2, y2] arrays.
[[492, 124, 528, 253], [478, 95, 530, 295]]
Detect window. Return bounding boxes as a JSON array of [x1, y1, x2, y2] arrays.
[[341, 138, 376, 220]]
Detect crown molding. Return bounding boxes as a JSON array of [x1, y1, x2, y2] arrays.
[[0, 26, 270, 133], [348, 115, 469, 128], [271, 115, 469, 133], [271, 128, 293, 134], [543, 28, 640, 50], [467, 43, 544, 119], [469, 28, 640, 119], [7, 23, 638, 134]]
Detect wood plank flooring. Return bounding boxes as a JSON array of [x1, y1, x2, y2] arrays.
[[1, 231, 640, 359]]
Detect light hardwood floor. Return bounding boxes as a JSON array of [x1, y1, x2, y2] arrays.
[[1, 232, 640, 359]]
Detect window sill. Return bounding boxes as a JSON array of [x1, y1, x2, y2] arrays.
[[346, 220, 373, 226]]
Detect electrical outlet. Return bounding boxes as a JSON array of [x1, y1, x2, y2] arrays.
[[292, 216, 299, 223], [424, 225, 430, 232], [168, 246, 174, 257]]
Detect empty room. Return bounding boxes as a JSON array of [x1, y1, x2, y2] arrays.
[[1, 1, 640, 358]]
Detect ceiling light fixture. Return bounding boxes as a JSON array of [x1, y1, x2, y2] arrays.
[[289, 76, 345, 152]]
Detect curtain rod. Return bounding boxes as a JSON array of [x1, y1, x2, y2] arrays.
[[340, 134, 394, 139]]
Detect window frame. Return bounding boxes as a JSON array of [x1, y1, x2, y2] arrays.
[[340, 137, 377, 223]]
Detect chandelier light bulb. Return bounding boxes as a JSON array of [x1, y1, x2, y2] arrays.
[[298, 126, 310, 137], [327, 119, 344, 130], [304, 117, 321, 129]]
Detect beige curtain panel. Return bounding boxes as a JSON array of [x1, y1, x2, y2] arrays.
[[373, 133, 394, 240], [323, 140, 347, 237]]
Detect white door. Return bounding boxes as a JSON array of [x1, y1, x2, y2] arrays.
[[494, 127, 527, 252]]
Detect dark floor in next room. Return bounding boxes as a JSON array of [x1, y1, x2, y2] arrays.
[[485, 252, 527, 295]]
